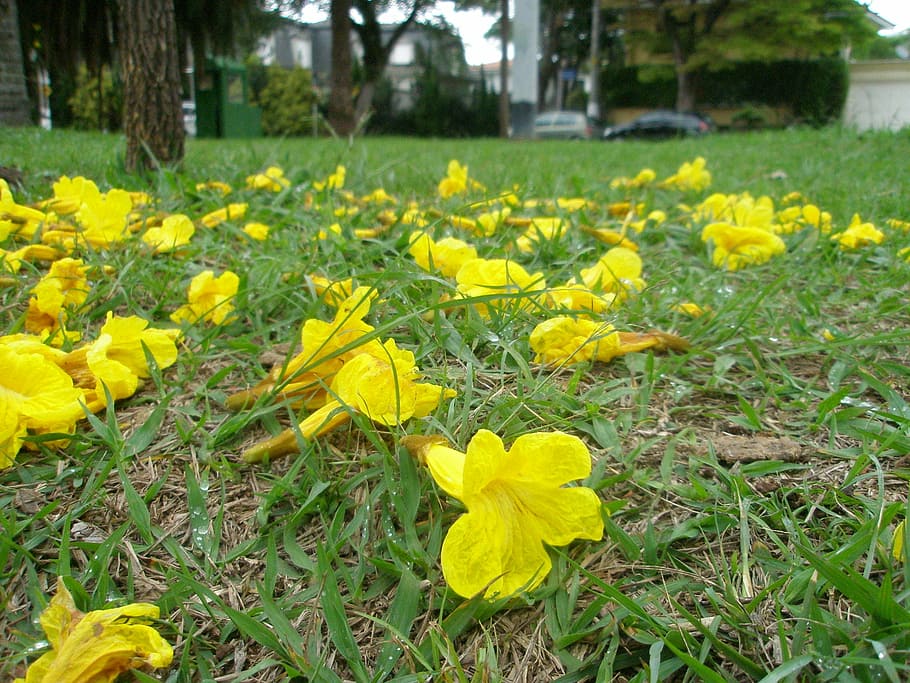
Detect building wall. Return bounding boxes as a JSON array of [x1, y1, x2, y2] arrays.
[[0, 0, 30, 125], [844, 61, 910, 131]]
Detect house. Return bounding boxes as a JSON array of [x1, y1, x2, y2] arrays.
[[257, 18, 470, 111]]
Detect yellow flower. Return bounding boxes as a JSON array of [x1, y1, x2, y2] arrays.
[[225, 286, 381, 411], [407, 429, 603, 599], [454, 258, 547, 317], [14, 577, 173, 683], [407, 231, 478, 277], [474, 207, 511, 236], [610, 168, 656, 189], [242, 345, 455, 462], [701, 222, 786, 270], [545, 284, 617, 315], [673, 302, 709, 317], [242, 222, 270, 241], [200, 203, 248, 228], [141, 214, 195, 253], [40, 175, 102, 215], [437, 160, 485, 198], [360, 188, 398, 204], [74, 189, 133, 247], [25, 257, 91, 341], [245, 166, 290, 192], [317, 222, 343, 240], [574, 247, 645, 296], [830, 214, 884, 250], [195, 180, 233, 195], [516, 217, 566, 253], [170, 270, 239, 325], [61, 313, 179, 412], [1, 180, 48, 241], [0, 345, 84, 467], [308, 275, 354, 306], [529, 316, 690, 366], [894, 520, 905, 562], [313, 165, 346, 191], [659, 156, 711, 192]]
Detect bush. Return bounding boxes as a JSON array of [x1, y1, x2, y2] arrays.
[[255, 65, 320, 137], [68, 65, 122, 131]]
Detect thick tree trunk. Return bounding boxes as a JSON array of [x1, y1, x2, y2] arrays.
[[0, 0, 31, 125], [328, 0, 354, 136], [120, 0, 184, 172], [498, 0, 509, 137]]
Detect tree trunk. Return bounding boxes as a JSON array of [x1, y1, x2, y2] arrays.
[[0, 0, 31, 125], [498, 0, 509, 137], [328, 0, 354, 136], [120, 0, 184, 172]]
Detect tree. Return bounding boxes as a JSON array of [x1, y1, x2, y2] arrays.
[[119, 0, 184, 171], [604, 0, 877, 111], [0, 0, 30, 125], [349, 0, 436, 122], [328, 0, 355, 135]]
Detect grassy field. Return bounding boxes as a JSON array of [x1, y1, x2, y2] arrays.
[[2, 124, 910, 682]]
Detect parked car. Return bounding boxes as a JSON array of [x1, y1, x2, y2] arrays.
[[534, 111, 602, 140], [603, 110, 713, 140]]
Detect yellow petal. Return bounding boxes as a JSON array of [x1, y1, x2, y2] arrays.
[[423, 443, 466, 500], [505, 431, 593, 486]]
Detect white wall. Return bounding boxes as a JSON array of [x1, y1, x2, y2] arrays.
[[844, 61, 910, 131]]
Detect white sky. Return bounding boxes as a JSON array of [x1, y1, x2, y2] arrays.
[[866, 0, 910, 34], [300, 1, 910, 67]]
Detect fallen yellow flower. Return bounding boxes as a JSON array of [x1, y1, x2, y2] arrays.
[[14, 577, 172, 683]]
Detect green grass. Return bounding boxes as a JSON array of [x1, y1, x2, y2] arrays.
[[2, 124, 910, 682]]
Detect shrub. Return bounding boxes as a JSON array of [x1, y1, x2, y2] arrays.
[[68, 65, 122, 131], [255, 65, 320, 137]]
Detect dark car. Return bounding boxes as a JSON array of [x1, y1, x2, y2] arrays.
[[603, 110, 713, 140]]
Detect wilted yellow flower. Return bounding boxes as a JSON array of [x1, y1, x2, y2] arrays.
[[1, 180, 48, 241], [13, 577, 173, 683], [673, 301, 709, 317], [25, 257, 91, 341], [545, 284, 617, 315], [243, 345, 455, 462], [406, 429, 603, 599], [830, 214, 884, 250], [170, 270, 239, 325], [245, 166, 290, 192], [141, 214, 195, 253], [225, 286, 381, 411], [701, 222, 786, 270], [195, 180, 233, 195], [408, 231, 477, 277], [0, 345, 84, 467], [242, 222, 270, 241], [530, 316, 689, 366], [200, 203, 248, 228], [610, 167, 656, 189], [60, 313, 179, 412], [313, 165, 346, 191], [660, 156, 711, 192], [454, 258, 547, 317]]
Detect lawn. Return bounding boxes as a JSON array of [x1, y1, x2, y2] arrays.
[[2, 124, 910, 682]]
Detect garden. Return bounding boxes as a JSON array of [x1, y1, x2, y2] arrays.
[[2, 124, 910, 682]]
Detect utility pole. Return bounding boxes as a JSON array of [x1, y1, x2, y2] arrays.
[[587, 0, 602, 120], [510, 0, 538, 138]]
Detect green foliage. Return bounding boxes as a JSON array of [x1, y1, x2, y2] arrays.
[[601, 59, 850, 125], [67, 65, 122, 132], [254, 65, 320, 137]]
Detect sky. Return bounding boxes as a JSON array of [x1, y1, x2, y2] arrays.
[[866, 0, 910, 34]]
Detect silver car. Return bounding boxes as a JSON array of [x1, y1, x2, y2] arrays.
[[534, 111, 602, 140]]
